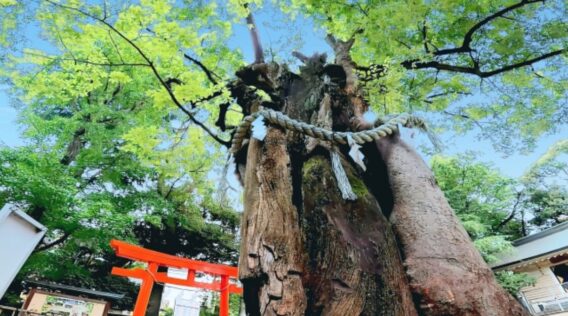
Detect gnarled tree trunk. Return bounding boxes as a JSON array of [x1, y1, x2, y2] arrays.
[[235, 44, 528, 315]]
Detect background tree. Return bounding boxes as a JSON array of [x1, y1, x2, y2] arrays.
[[522, 139, 568, 229], [0, 7, 241, 306], [0, 0, 566, 315]]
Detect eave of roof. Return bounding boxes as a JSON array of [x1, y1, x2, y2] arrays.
[[26, 280, 125, 300], [491, 222, 568, 270], [512, 221, 568, 246], [492, 246, 568, 271]]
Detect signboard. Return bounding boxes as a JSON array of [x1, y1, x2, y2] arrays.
[[0, 203, 47, 298], [22, 289, 109, 316]]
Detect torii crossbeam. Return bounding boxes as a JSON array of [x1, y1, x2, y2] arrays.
[[110, 240, 242, 316]]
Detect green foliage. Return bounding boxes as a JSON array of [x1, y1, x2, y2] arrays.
[[495, 271, 536, 295], [280, 0, 567, 153], [524, 185, 567, 229], [199, 293, 242, 316], [524, 140, 568, 184], [431, 154, 521, 239], [521, 140, 567, 228], [161, 307, 174, 316]]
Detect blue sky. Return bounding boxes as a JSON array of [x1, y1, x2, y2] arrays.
[[0, 1, 565, 179]]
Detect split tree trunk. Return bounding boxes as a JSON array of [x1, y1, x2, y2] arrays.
[[235, 55, 528, 315]]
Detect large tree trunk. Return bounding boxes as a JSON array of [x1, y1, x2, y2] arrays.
[[375, 135, 528, 316], [235, 56, 528, 315]]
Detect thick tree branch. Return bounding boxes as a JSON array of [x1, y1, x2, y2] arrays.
[[44, 0, 231, 147], [245, 8, 264, 63], [434, 0, 544, 56], [60, 127, 86, 165], [402, 48, 565, 78]]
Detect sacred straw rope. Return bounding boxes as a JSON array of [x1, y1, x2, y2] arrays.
[[230, 109, 439, 154]]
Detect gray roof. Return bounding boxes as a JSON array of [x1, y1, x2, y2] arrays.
[[491, 221, 568, 270], [26, 280, 125, 300]]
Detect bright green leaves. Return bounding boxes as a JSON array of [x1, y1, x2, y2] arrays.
[[109, 71, 132, 85], [122, 125, 161, 160], [278, 0, 566, 153], [0, 0, 17, 5]]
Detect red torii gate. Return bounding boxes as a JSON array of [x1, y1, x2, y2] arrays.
[[110, 240, 242, 316]]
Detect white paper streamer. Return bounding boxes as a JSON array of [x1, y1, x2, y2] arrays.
[[362, 109, 378, 125], [347, 134, 366, 171], [331, 150, 357, 201], [251, 116, 267, 141]]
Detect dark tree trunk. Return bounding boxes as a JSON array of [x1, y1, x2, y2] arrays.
[[301, 154, 417, 315], [146, 283, 164, 316], [235, 49, 528, 315]]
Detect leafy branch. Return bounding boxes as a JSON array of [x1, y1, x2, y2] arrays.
[[43, 0, 231, 147], [363, 0, 564, 80], [433, 0, 544, 56]]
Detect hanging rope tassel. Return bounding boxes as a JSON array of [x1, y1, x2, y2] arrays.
[[330, 150, 357, 201]]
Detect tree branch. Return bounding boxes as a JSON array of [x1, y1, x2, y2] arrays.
[[144, 27, 221, 85], [183, 53, 220, 85], [60, 127, 86, 165], [245, 7, 264, 63], [422, 21, 430, 53], [35, 231, 72, 252], [402, 49, 565, 78], [496, 191, 523, 231], [44, 0, 231, 148], [25, 51, 149, 68], [434, 0, 544, 56]]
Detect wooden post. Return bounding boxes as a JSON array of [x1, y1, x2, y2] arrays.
[[132, 271, 154, 316], [219, 275, 229, 316]]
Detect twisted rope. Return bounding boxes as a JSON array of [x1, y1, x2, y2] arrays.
[[230, 109, 439, 153]]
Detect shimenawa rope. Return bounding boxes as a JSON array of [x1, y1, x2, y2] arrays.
[[231, 109, 439, 200]]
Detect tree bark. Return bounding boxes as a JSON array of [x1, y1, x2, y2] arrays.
[[145, 282, 164, 316], [375, 135, 529, 316], [238, 127, 307, 316], [301, 153, 417, 315]]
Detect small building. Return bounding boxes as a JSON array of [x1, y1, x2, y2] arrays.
[[20, 280, 127, 316], [492, 222, 568, 316]]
